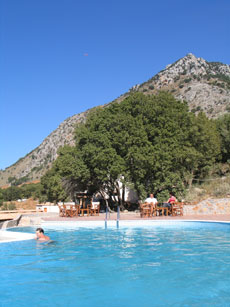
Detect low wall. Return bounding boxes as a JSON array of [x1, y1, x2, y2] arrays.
[[184, 198, 230, 215], [0, 214, 22, 229]]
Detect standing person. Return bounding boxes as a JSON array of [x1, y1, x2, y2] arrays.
[[35, 228, 50, 241]]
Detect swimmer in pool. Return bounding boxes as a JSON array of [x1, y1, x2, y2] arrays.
[[35, 228, 50, 241]]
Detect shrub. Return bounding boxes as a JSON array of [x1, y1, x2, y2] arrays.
[[8, 203, 16, 210], [1, 203, 16, 211]]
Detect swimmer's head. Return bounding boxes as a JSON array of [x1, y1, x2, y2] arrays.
[[36, 227, 44, 238], [36, 227, 44, 233]]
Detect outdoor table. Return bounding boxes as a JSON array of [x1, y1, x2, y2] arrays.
[[156, 203, 169, 216], [80, 208, 90, 216], [65, 205, 78, 217]]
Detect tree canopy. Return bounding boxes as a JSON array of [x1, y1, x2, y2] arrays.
[[40, 92, 220, 205], [216, 114, 230, 163]]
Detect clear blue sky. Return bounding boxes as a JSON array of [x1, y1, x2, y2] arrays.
[[1, 0, 229, 170]]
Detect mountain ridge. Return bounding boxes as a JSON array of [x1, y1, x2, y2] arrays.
[[1, 53, 230, 186]]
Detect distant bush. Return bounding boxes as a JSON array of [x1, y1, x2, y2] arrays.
[[10, 175, 30, 186], [185, 87, 191, 93], [148, 85, 154, 90], [191, 106, 203, 113], [8, 176, 16, 183], [184, 175, 230, 202], [212, 182, 230, 197], [1, 203, 16, 211], [208, 108, 214, 114], [174, 76, 180, 82]]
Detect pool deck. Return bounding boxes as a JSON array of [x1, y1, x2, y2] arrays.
[[1, 212, 230, 243], [40, 212, 230, 222]]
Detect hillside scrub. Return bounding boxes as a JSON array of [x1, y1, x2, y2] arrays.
[[216, 114, 230, 163], [40, 92, 221, 207], [0, 183, 42, 203], [184, 176, 230, 203]]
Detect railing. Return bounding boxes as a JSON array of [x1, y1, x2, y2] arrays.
[[116, 205, 120, 228], [105, 206, 108, 229]]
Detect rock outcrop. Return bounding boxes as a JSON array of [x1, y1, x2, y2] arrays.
[[1, 53, 230, 186]]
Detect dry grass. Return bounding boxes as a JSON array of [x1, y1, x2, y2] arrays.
[[4, 198, 38, 210], [184, 176, 230, 202]]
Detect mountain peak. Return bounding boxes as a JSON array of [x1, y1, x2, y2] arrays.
[[1, 54, 230, 187]]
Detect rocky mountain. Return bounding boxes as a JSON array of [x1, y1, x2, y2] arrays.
[[1, 53, 230, 187], [0, 111, 90, 187], [119, 53, 230, 117]]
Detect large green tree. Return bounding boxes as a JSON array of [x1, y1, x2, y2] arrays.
[[216, 114, 230, 163], [41, 92, 220, 204], [40, 166, 68, 203]]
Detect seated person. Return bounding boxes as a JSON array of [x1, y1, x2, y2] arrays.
[[167, 193, 177, 204], [163, 193, 177, 208], [144, 193, 158, 207]]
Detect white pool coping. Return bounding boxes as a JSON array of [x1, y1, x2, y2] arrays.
[[0, 230, 35, 243], [41, 219, 230, 229], [1, 220, 229, 243]]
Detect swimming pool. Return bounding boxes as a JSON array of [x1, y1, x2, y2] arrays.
[[1, 222, 230, 306]]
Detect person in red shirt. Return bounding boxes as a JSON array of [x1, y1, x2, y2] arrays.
[[162, 193, 177, 215], [167, 193, 177, 204]]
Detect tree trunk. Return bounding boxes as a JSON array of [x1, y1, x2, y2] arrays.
[[188, 170, 194, 189], [115, 182, 125, 211], [99, 190, 113, 213]]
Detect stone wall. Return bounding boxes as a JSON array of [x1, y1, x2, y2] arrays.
[[184, 198, 230, 215], [0, 214, 22, 229]]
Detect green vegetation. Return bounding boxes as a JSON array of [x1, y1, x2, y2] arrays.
[[0, 189, 3, 207], [40, 92, 221, 208], [7, 175, 30, 186], [184, 174, 230, 202], [191, 106, 203, 113], [0, 183, 42, 205], [39, 167, 68, 203], [1, 203, 16, 211], [216, 114, 230, 163]]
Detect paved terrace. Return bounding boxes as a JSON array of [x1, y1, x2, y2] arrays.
[[18, 212, 230, 226]]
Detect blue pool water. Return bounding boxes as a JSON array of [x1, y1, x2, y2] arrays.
[[1, 222, 230, 307]]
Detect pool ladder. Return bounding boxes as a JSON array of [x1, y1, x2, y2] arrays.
[[105, 206, 108, 229], [105, 205, 120, 229], [116, 205, 120, 229]]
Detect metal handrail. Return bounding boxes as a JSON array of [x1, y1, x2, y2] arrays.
[[105, 206, 108, 229], [116, 205, 120, 228]]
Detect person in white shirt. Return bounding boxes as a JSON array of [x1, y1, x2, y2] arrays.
[[145, 193, 158, 206]]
